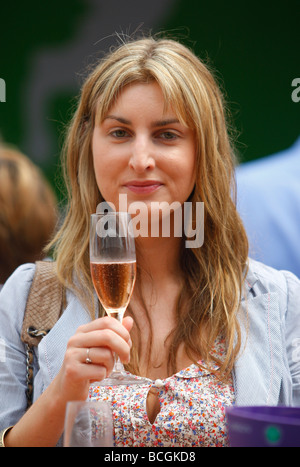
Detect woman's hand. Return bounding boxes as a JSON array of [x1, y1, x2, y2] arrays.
[[54, 316, 133, 403], [5, 316, 133, 447]]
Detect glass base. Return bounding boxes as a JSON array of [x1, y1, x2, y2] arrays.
[[96, 370, 150, 386]]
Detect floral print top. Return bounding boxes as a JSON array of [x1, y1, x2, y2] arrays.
[[89, 339, 235, 447]]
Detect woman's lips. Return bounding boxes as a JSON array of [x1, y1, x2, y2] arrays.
[[123, 181, 163, 194]]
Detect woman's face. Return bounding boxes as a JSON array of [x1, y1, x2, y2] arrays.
[[92, 81, 196, 213]]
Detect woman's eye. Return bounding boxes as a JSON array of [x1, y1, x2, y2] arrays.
[[111, 129, 129, 138], [159, 131, 177, 140]]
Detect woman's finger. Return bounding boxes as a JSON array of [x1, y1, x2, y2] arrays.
[[68, 328, 130, 363], [76, 315, 132, 344]]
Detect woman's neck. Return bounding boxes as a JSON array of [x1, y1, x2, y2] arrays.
[[135, 235, 183, 287]]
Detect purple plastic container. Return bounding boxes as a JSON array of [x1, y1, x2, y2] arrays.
[[226, 406, 300, 447]]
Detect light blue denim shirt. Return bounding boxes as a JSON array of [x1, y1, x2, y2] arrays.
[[0, 258, 300, 436]]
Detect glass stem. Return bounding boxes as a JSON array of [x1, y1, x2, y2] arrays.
[[113, 311, 126, 373], [114, 355, 124, 373]]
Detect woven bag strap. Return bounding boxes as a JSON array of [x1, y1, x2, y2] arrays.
[[21, 261, 64, 408], [21, 260, 64, 347]]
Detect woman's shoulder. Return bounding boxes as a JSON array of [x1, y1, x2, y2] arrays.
[[0, 262, 36, 297], [0, 262, 37, 316], [245, 258, 300, 323], [0, 263, 37, 342], [246, 257, 300, 294]]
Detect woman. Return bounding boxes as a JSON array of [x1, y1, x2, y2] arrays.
[[0, 36, 299, 447]]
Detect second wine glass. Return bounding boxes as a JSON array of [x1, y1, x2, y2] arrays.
[[64, 401, 113, 447], [90, 211, 148, 386]]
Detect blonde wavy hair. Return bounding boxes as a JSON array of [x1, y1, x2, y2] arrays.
[[48, 36, 249, 380]]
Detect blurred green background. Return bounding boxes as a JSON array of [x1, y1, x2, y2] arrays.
[[0, 0, 299, 202]]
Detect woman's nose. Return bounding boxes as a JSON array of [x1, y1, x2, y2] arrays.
[[129, 137, 155, 173]]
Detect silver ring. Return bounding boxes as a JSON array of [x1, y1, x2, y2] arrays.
[[86, 348, 92, 364]]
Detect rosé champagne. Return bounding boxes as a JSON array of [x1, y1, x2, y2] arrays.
[[91, 260, 136, 319]]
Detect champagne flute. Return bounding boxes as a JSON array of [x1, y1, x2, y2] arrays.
[[90, 211, 148, 385], [64, 401, 113, 447]]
